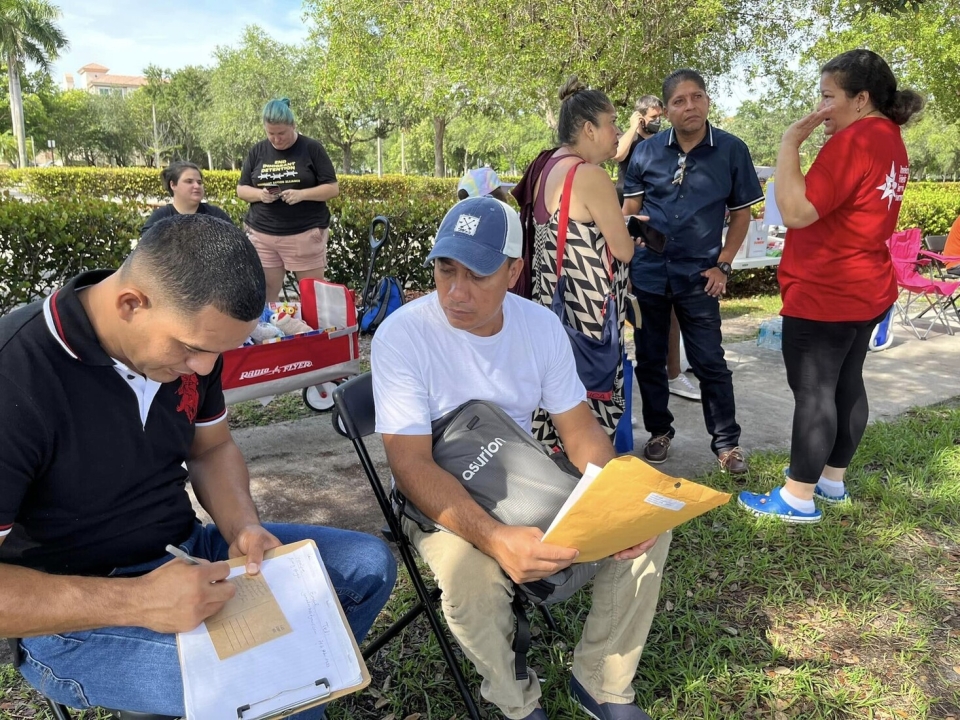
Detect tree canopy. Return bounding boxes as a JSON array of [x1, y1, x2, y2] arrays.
[[1, 0, 956, 178]]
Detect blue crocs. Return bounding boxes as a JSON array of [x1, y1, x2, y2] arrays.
[[782, 467, 851, 504], [813, 485, 851, 504], [738, 487, 822, 524]]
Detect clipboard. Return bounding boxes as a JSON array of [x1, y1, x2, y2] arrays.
[[542, 456, 731, 562], [176, 540, 370, 720]]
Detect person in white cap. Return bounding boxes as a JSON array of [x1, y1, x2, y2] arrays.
[[371, 196, 669, 720], [457, 167, 515, 204]]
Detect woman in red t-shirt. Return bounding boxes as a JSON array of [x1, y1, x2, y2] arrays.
[[740, 50, 924, 523]]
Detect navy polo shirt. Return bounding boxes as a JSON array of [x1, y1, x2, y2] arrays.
[[0, 271, 227, 576], [623, 122, 763, 295]]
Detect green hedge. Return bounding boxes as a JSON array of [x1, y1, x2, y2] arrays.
[[897, 182, 960, 235], [1, 168, 461, 204], [0, 194, 449, 312], [2, 170, 957, 310], [0, 197, 141, 314], [8, 168, 958, 234]]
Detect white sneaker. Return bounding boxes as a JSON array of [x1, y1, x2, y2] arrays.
[[668, 373, 701, 401]]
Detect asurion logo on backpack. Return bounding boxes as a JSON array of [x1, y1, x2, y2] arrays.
[[461, 438, 507, 481]]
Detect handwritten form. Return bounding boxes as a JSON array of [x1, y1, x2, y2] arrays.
[[178, 541, 366, 720], [205, 572, 291, 660]]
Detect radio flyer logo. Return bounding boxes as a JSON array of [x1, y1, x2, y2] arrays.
[[238, 361, 314, 381], [176, 374, 200, 422]]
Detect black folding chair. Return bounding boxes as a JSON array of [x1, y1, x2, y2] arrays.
[[331, 373, 561, 719], [330, 373, 482, 720]]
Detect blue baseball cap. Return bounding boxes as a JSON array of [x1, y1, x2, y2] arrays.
[[425, 197, 523, 277]]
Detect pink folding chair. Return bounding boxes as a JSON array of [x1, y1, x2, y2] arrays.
[[887, 228, 960, 339]]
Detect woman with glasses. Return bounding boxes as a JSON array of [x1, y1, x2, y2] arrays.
[[739, 50, 923, 523], [518, 76, 637, 443]]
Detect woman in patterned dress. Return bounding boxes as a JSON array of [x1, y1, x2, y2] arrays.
[[530, 77, 638, 445]]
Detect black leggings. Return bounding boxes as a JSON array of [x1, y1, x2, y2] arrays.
[[782, 312, 885, 484]]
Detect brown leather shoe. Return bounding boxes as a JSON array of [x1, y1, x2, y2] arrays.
[[643, 435, 671, 464], [718, 446, 748, 474]]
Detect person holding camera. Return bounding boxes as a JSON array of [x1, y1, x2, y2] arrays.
[[237, 98, 339, 302]]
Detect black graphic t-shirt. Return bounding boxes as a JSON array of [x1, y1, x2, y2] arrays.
[[240, 134, 338, 235]]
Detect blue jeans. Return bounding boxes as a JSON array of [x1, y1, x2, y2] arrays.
[[17, 522, 397, 718], [634, 282, 740, 454]]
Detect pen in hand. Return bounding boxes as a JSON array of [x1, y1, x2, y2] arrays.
[[165, 544, 203, 566]]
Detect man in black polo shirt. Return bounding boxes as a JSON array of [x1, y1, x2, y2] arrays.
[[0, 215, 396, 717], [623, 69, 763, 474]]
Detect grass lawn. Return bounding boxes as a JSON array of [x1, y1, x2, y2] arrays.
[[719, 294, 783, 322], [330, 401, 959, 720], [5, 398, 955, 720]]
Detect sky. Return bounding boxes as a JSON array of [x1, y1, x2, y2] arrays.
[[49, 0, 760, 112], [51, 0, 309, 80]]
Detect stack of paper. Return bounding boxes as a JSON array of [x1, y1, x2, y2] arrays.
[[177, 540, 369, 720], [542, 456, 731, 562]]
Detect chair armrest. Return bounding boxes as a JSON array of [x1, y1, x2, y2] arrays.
[[920, 249, 960, 264]]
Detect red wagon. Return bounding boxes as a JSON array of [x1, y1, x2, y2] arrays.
[[221, 279, 361, 410]]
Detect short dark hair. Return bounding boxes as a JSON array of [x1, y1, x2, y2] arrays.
[[821, 49, 924, 126], [126, 214, 265, 322], [557, 75, 615, 146], [662, 69, 707, 104], [634, 95, 663, 114], [160, 161, 202, 196]]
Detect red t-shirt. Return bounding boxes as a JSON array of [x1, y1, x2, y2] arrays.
[[779, 116, 907, 322]]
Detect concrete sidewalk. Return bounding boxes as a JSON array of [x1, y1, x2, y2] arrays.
[[232, 321, 960, 539]]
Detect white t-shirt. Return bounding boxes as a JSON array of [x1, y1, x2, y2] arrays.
[[372, 292, 585, 436]]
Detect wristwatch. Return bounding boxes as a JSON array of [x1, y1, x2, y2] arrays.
[[717, 261, 732, 277]]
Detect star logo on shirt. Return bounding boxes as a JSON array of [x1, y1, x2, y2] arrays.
[[876, 161, 898, 210]]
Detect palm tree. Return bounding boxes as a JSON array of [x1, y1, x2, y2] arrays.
[[0, 0, 67, 168]]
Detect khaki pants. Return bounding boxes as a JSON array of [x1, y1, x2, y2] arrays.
[[403, 518, 671, 719]]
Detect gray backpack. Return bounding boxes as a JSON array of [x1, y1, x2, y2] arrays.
[[395, 400, 600, 679]]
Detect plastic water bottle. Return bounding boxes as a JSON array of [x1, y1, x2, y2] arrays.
[[757, 317, 783, 351]]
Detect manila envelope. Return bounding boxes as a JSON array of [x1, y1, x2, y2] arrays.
[[542, 455, 731, 562]]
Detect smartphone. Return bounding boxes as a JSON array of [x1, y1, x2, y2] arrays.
[[627, 216, 668, 254], [264, 184, 281, 195]]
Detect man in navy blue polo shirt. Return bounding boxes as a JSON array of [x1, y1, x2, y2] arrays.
[[623, 69, 763, 474], [0, 214, 396, 717]]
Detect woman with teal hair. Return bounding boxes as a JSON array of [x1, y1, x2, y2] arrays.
[[237, 98, 339, 301]]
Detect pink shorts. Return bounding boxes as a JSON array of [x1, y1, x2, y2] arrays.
[[244, 225, 328, 271]]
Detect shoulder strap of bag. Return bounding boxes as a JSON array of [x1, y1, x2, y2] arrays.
[[555, 160, 584, 279], [556, 160, 615, 283]]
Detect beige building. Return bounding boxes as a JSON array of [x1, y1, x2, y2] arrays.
[[64, 63, 148, 97]]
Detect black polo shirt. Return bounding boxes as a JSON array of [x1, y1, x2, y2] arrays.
[[0, 271, 227, 576], [623, 122, 763, 295]]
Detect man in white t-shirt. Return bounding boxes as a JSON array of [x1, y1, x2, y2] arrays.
[[371, 197, 671, 720]]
